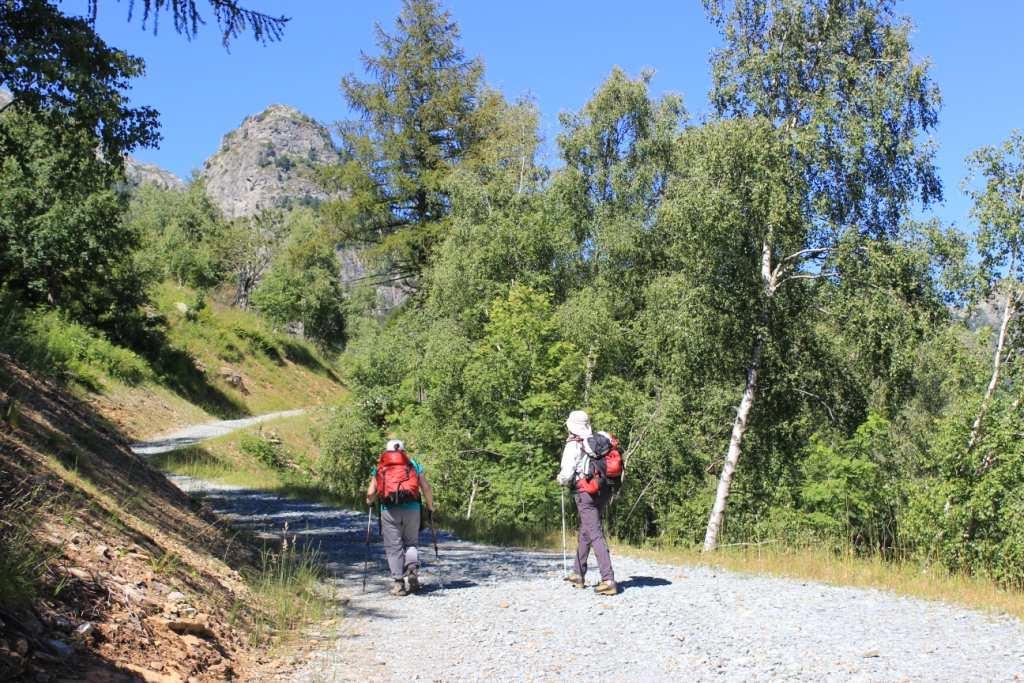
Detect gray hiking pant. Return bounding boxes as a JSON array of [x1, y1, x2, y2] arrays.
[[381, 506, 420, 581], [574, 491, 615, 583]]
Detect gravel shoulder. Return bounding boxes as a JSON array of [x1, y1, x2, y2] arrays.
[[170, 475, 1024, 682]]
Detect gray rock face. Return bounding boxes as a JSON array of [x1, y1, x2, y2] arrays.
[[200, 104, 340, 219], [123, 156, 186, 191], [337, 246, 409, 313], [0, 90, 11, 110]]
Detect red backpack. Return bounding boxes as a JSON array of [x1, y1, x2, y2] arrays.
[[375, 449, 421, 505], [574, 432, 624, 495]]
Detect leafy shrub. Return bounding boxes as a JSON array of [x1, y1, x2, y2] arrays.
[[0, 294, 151, 386], [232, 325, 283, 362], [239, 434, 285, 469], [798, 414, 892, 549], [318, 400, 382, 503]]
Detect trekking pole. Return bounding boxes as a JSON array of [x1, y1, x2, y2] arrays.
[[428, 508, 439, 560], [428, 507, 445, 590], [560, 487, 568, 577], [362, 504, 372, 593]]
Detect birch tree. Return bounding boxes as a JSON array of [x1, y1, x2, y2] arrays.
[[963, 131, 1024, 465], [700, 0, 941, 551]]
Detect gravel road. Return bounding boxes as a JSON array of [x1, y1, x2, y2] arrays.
[[129, 409, 306, 455], [168, 474, 1024, 682]]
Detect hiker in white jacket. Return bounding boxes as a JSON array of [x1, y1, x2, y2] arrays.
[[557, 410, 618, 595]]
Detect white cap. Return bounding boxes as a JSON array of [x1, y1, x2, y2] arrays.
[[565, 410, 592, 438], [386, 439, 405, 451]]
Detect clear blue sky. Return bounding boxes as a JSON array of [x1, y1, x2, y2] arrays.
[[71, 0, 1024, 230]]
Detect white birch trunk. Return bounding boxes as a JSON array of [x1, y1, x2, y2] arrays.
[[969, 283, 1018, 461], [703, 337, 764, 551], [703, 238, 777, 552], [466, 480, 478, 520]]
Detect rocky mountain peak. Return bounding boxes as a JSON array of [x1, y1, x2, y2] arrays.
[[123, 156, 186, 191], [200, 104, 340, 220]]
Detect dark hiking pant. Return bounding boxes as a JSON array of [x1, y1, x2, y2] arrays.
[[381, 506, 420, 580], [573, 491, 614, 583]]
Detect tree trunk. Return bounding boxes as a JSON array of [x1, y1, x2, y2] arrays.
[[583, 345, 596, 405], [466, 480, 478, 520], [703, 237, 776, 552], [703, 335, 764, 551], [970, 283, 1018, 463]]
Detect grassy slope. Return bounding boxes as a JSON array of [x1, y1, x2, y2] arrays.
[[90, 283, 346, 440], [0, 283, 348, 679], [0, 353, 262, 680]]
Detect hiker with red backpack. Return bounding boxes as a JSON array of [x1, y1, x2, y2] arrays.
[[365, 439, 436, 596], [557, 410, 623, 596]]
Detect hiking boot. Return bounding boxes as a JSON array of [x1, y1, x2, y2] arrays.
[[389, 580, 407, 597], [594, 580, 618, 596], [404, 569, 420, 594], [563, 573, 585, 588]]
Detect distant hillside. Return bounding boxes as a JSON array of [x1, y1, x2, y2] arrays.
[[200, 104, 341, 220], [123, 156, 186, 191]]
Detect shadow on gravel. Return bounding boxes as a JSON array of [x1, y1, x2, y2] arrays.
[[417, 579, 478, 594], [618, 576, 672, 592], [169, 477, 564, 600]]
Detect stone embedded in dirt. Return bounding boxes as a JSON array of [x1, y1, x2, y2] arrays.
[[166, 591, 186, 603], [122, 662, 183, 683], [167, 620, 215, 640], [180, 634, 207, 650], [218, 367, 247, 393], [45, 639, 73, 658], [74, 622, 96, 642], [22, 614, 43, 636], [863, 650, 881, 658], [67, 567, 91, 581], [95, 544, 111, 560], [49, 615, 73, 631]]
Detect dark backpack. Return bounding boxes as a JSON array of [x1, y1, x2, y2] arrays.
[[576, 433, 624, 495], [375, 450, 421, 505]]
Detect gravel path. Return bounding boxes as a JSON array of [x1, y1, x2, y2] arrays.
[[170, 475, 1024, 682], [130, 409, 306, 455]]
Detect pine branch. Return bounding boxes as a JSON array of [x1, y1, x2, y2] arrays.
[[89, 0, 289, 45]]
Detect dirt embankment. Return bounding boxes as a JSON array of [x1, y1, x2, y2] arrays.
[[0, 353, 269, 682]]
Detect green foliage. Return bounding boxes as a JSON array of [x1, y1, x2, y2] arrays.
[[704, 0, 942, 234], [0, 487, 52, 608], [326, 0, 488, 281], [239, 433, 287, 469], [799, 415, 891, 547], [964, 130, 1024, 294], [318, 400, 383, 503], [251, 209, 346, 348], [128, 182, 229, 290], [0, 0, 160, 161], [0, 292, 151, 388], [0, 106, 149, 333]]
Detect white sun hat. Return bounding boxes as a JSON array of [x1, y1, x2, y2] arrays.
[[565, 410, 592, 438]]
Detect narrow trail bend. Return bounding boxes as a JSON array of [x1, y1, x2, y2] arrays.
[[168, 476, 1024, 682], [130, 409, 306, 455]]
